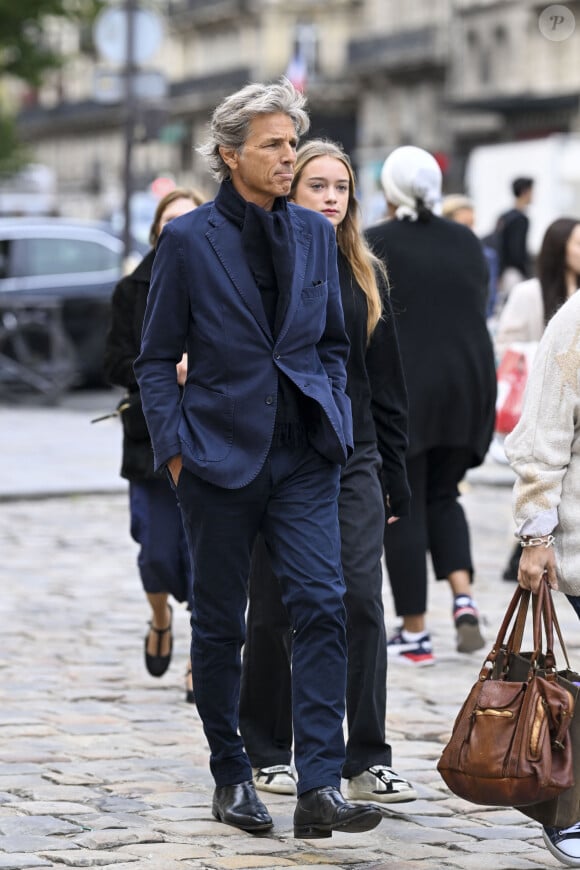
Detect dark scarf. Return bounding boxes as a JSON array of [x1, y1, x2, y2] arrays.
[[215, 179, 295, 336], [215, 179, 312, 447]]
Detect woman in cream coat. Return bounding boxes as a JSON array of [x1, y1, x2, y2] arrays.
[[506, 287, 580, 600], [495, 217, 580, 360], [505, 288, 580, 867]]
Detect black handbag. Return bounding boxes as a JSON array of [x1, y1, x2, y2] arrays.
[[116, 392, 150, 442]]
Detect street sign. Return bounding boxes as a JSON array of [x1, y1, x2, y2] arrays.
[[94, 68, 168, 103], [93, 6, 164, 66]]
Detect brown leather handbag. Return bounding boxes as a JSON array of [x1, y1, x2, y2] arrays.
[[437, 580, 575, 807]]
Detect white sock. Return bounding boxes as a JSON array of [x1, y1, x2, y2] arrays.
[[401, 629, 427, 642]]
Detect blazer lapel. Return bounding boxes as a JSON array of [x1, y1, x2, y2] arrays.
[[206, 207, 272, 339], [276, 214, 312, 343]]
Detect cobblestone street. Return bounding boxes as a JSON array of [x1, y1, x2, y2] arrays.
[[1, 397, 579, 868]]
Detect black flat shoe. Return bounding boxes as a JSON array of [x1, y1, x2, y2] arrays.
[[294, 785, 382, 839], [144, 604, 173, 677], [212, 781, 273, 833], [502, 542, 521, 582]]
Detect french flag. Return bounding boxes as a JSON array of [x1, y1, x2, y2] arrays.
[[285, 52, 307, 93]]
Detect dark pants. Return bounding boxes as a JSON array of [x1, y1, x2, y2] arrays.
[[566, 596, 580, 621], [384, 447, 473, 617], [129, 478, 193, 606], [239, 442, 391, 779], [175, 443, 347, 795]]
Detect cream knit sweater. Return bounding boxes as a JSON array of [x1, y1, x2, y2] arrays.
[[505, 291, 580, 596]]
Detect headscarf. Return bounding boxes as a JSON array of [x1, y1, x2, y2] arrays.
[[380, 145, 442, 222]]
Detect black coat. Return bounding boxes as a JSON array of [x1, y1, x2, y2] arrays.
[[365, 215, 497, 467], [337, 250, 410, 516], [496, 207, 530, 277], [103, 250, 158, 481]]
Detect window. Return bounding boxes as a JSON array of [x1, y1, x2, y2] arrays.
[[13, 237, 120, 278]]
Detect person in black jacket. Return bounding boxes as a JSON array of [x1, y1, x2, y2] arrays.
[[366, 145, 497, 664], [493, 176, 534, 309], [103, 187, 204, 701], [238, 139, 417, 805]]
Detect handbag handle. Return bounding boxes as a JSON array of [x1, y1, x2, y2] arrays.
[[480, 581, 547, 680], [506, 579, 571, 670]]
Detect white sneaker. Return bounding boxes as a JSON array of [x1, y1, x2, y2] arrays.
[[253, 764, 297, 795], [543, 822, 580, 866], [347, 765, 417, 804]]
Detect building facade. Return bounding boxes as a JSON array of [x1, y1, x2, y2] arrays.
[[8, 0, 580, 224]]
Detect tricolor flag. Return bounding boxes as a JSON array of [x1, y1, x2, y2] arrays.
[[285, 52, 308, 93]]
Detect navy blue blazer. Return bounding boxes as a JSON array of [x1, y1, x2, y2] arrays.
[[134, 200, 353, 489]]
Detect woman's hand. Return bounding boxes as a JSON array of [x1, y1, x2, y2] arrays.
[[518, 544, 558, 594]]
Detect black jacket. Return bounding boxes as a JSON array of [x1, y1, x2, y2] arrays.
[[337, 250, 410, 516], [496, 207, 530, 277], [366, 215, 497, 467], [103, 250, 158, 481]]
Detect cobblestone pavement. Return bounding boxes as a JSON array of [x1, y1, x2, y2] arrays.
[[1, 398, 579, 869]]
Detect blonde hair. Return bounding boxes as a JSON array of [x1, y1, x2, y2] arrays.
[[291, 139, 385, 340], [149, 187, 206, 246], [441, 194, 474, 220]]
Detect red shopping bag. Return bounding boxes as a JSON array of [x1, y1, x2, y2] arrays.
[[495, 343, 537, 435]]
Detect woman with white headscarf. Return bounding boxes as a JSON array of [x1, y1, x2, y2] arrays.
[[366, 146, 497, 664]]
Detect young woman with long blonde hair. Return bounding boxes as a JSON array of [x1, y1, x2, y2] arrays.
[[239, 139, 416, 805]]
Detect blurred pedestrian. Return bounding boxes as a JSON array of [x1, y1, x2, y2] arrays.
[[366, 145, 497, 664], [442, 193, 499, 318], [239, 139, 416, 805], [493, 176, 534, 309], [495, 217, 580, 359], [494, 216, 580, 583], [103, 187, 204, 702], [505, 288, 580, 868], [134, 79, 383, 838]]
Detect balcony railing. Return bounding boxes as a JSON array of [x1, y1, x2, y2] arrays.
[[348, 25, 447, 72], [167, 0, 250, 23]]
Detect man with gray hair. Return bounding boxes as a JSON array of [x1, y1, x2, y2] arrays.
[[135, 78, 382, 839]]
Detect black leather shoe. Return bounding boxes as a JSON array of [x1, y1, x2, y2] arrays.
[[294, 786, 382, 839], [212, 781, 273, 833], [144, 604, 173, 677]]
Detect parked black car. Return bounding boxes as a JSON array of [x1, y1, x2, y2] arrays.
[[0, 217, 144, 389]]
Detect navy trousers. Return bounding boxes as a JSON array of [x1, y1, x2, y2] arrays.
[[239, 442, 392, 779], [175, 443, 347, 795], [129, 478, 193, 606]]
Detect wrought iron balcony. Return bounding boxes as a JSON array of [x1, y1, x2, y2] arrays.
[[348, 25, 448, 73]]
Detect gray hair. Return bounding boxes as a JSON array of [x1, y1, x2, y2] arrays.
[[197, 77, 310, 182]]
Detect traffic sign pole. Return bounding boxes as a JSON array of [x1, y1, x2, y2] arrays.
[[122, 0, 137, 264]]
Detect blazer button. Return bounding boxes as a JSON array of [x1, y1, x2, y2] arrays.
[[265, 395, 274, 405], [274, 353, 281, 360]]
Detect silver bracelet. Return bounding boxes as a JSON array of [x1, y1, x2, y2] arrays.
[[519, 535, 555, 549]]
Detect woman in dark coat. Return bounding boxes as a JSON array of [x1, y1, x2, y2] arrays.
[[366, 145, 497, 664], [103, 187, 204, 700], [238, 139, 416, 805]]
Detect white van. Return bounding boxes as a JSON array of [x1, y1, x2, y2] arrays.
[[464, 134, 580, 255]]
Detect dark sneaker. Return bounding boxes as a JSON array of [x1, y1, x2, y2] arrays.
[[453, 596, 485, 653], [543, 822, 580, 866]]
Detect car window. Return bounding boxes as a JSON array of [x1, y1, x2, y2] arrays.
[[12, 237, 121, 278]]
